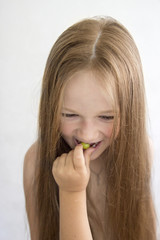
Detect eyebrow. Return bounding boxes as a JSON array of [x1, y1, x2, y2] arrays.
[[62, 107, 116, 114]]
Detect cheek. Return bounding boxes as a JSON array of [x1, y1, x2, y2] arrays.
[[104, 122, 119, 139], [105, 125, 114, 138], [60, 122, 73, 136]]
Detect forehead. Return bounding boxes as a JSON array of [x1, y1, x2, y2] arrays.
[[63, 70, 115, 111]]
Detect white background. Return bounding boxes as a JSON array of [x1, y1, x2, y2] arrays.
[[0, 0, 160, 239]]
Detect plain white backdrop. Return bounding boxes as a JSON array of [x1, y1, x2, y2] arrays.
[[0, 0, 160, 239]]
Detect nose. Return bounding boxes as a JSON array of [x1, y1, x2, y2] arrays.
[[77, 119, 98, 143]]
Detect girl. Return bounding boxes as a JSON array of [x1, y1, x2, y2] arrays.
[[23, 16, 156, 240]]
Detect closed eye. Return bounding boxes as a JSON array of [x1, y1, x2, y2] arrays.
[[99, 115, 114, 121], [62, 113, 78, 118]]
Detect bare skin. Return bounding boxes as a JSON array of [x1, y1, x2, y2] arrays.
[[23, 142, 107, 240], [23, 69, 153, 239], [23, 138, 153, 240], [52, 144, 96, 240], [23, 70, 118, 239], [23, 142, 39, 240]]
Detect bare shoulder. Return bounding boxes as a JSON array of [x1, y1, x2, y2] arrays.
[[23, 141, 39, 240], [23, 141, 39, 189]]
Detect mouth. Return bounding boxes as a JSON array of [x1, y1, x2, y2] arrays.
[[75, 138, 102, 149]]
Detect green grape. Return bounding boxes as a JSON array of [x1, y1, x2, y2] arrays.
[[81, 142, 90, 149]]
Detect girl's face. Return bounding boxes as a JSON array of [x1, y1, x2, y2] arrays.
[[60, 70, 119, 161]]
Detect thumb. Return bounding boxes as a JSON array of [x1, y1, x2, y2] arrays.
[[84, 147, 95, 169]]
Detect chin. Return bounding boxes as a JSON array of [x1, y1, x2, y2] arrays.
[[90, 150, 104, 161]]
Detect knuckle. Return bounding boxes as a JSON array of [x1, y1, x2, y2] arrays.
[[52, 160, 57, 171], [58, 168, 64, 177], [74, 154, 83, 164], [61, 153, 67, 158], [75, 154, 82, 161], [80, 169, 88, 178], [52, 164, 57, 176]]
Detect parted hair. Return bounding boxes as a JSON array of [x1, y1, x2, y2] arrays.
[[36, 16, 156, 239]]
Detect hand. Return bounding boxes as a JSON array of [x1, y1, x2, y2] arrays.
[[52, 144, 94, 192]]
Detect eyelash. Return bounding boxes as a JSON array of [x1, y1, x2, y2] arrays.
[[62, 113, 114, 121], [99, 115, 114, 120], [62, 113, 78, 117]]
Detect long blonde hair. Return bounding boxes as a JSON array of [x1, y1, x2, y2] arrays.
[[36, 16, 156, 239]]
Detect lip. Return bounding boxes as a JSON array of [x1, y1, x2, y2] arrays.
[[91, 141, 102, 151], [74, 138, 102, 150]]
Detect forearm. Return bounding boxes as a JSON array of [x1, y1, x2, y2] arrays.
[[59, 190, 93, 240]]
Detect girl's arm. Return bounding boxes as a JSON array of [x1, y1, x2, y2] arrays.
[[23, 143, 39, 240], [52, 145, 94, 240], [59, 190, 92, 240]]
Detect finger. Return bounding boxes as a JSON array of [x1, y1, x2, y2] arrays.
[[65, 150, 74, 169], [58, 153, 67, 169], [73, 144, 85, 170], [53, 157, 60, 168], [52, 157, 60, 178], [83, 147, 95, 170]]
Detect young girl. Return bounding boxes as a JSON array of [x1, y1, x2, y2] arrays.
[[23, 16, 156, 240]]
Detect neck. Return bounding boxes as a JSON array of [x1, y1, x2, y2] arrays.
[[90, 151, 105, 174], [90, 154, 106, 185]]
